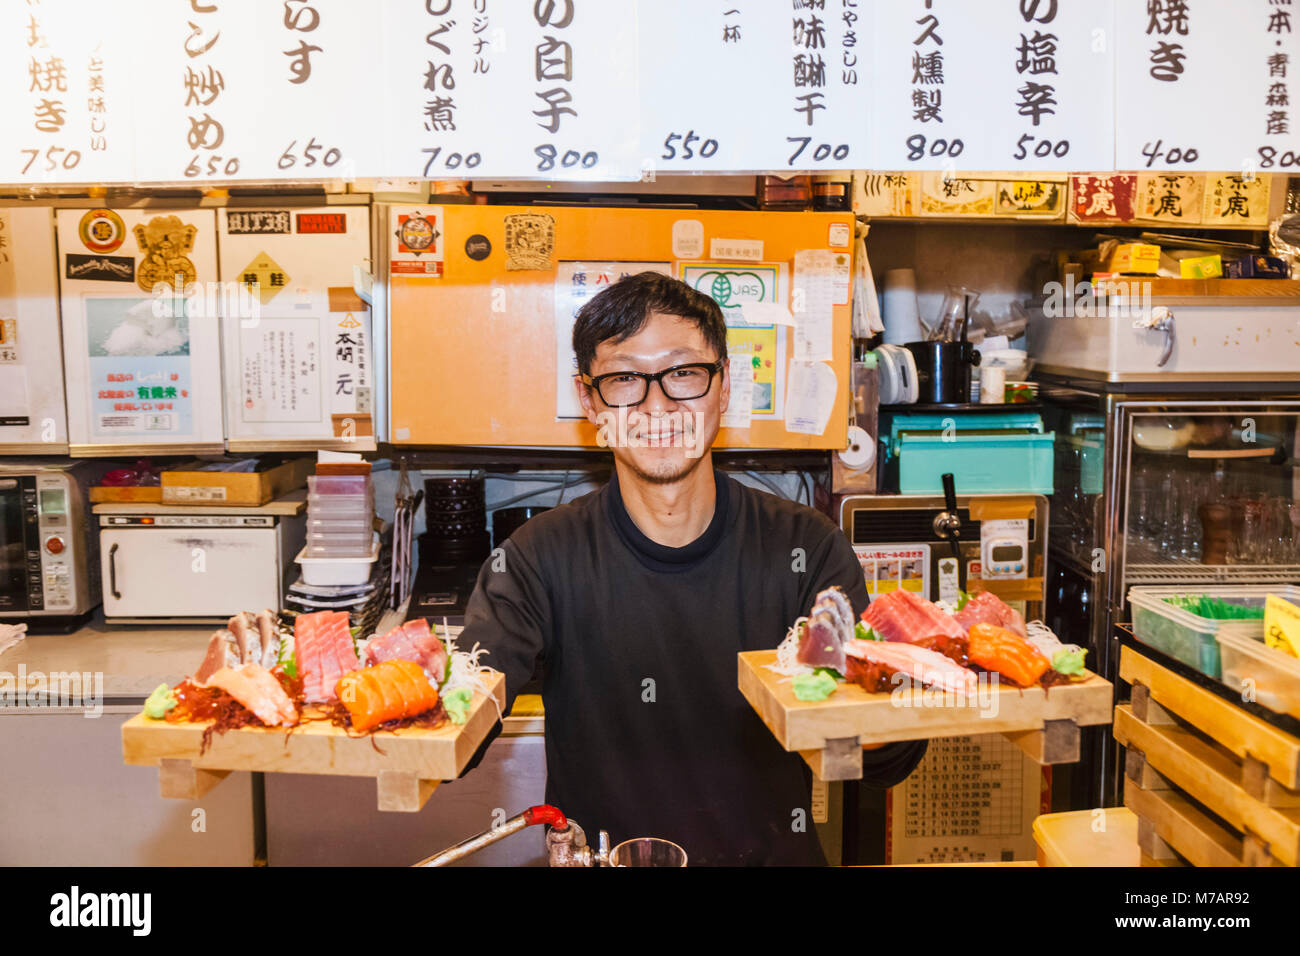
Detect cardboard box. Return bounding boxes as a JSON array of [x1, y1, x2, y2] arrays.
[[1104, 242, 1161, 274], [1179, 254, 1223, 279], [88, 485, 164, 504], [161, 457, 313, 505]]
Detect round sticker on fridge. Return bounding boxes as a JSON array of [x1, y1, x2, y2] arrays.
[[79, 208, 126, 253], [465, 234, 492, 260]]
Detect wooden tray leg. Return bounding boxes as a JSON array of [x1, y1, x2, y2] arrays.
[[377, 770, 440, 812], [800, 737, 863, 782], [1006, 719, 1080, 764], [159, 758, 230, 801]]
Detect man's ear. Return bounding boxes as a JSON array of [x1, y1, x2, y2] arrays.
[[576, 376, 600, 425], [719, 360, 731, 417]]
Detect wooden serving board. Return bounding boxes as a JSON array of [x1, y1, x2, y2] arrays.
[[738, 650, 1113, 780], [122, 672, 505, 812]]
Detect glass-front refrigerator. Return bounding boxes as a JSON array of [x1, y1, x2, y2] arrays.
[[1041, 381, 1300, 807]]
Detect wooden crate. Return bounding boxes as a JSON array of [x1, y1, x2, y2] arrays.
[[738, 650, 1113, 781], [122, 672, 505, 813], [1117, 646, 1300, 867]]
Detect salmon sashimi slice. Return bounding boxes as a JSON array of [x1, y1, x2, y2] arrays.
[[295, 610, 359, 702], [208, 663, 298, 726], [336, 659, 439, 732]]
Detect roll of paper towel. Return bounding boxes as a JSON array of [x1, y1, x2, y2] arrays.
[[838, 425, 877, 470], [881, 269, 923, 345]]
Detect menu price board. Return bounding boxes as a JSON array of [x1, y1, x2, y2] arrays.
[[639, 1, 870, 173], [872, 0, 1115, 172], [380, 0, 641, 181], [1115, 0, 1300, 173]]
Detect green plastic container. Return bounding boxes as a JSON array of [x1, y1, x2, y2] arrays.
[[1128, 586, 1288, 679]]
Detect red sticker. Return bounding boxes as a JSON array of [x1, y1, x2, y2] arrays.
[[296, 212, 346, 234]]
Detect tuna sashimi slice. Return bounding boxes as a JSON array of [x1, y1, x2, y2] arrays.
[[844, 638, 979, 695], [208, 663, 298, 726], [193, 632, 227, 683], [295, 610, 359, 703], [797, 611, 848, 672], [862, 588, 967, 644], [364, 617, 449, 681], [954, 591, 1027, 638]]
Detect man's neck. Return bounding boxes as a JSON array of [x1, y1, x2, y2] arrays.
[[614, 455, 717, 548]]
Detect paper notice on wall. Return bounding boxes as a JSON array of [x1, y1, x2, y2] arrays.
[[554, 261, 672, 419], [784, 361, 837, 435], [792, 250, 838, 362], [720, 354, 753, 430], [239, 318, 321, 424]]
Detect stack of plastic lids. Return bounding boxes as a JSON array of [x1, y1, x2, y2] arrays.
[[305, 474, 375, 557]]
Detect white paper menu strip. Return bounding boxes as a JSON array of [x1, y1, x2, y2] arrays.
[[871, 0, 1115, 171], [1115, 0, 1300, 172], [638, 0, 871, 173]]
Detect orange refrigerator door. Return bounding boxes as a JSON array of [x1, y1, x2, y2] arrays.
[[387, 205, 853, 449]]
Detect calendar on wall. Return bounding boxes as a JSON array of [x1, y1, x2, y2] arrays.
[[885, 733, 1050, 864]]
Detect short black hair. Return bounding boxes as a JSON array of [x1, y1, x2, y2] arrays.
[[571, 271, 728, 377]]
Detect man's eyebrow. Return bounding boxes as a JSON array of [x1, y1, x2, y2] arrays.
[[604, 348, 699, 365]]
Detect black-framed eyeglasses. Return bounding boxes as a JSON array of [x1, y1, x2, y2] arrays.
[[581, 360, 724, 408]]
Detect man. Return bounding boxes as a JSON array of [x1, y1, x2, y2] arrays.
[[460, 272, 925, 865]]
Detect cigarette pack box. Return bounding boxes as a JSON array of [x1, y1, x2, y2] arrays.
[[1226, 255, 1290, 278]]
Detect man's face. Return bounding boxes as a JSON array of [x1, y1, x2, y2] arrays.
[[577, 310, 730, 485]]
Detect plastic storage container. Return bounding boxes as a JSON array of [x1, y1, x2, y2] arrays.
[[1217, 617, 1300, 720], [1127, 586, 1296, 679], [307, 516, 374, 534], [307, 475, 373, 496], [304, 530, 377, 557], [306, 492, 373, 514], [295, 541, 379, 586], [887, 411, 1055, 495]]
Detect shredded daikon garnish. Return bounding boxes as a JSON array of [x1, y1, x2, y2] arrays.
[[766, 617, 814, 680], [1024, 619, 1081, 658], [933, 599, 958, 616], [438, 619, 504, 720]]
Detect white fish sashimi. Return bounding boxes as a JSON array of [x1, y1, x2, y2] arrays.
[[844, 638, 979, 695]]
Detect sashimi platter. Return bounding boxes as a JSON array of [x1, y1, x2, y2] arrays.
[[121, 611, 505, 812], [738, 588, 1114, 779]]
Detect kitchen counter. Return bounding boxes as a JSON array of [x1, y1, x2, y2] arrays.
[[3, 612, 214, 701]]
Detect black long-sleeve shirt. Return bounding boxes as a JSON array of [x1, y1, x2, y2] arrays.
[[458, 468, 926, 866]]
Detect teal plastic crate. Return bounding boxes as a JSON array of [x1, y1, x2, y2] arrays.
[[888, 412, 1055, 494]]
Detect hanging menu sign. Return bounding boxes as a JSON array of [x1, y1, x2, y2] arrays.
[[381, 0, 640, 180], [872, 0, 1115, 171], [639, 1, 869, 173], [1116, 0, 1300, 172], [0, 0, 135, 184]]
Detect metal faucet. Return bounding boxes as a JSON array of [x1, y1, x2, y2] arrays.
[[413, 804, 612, 867]]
